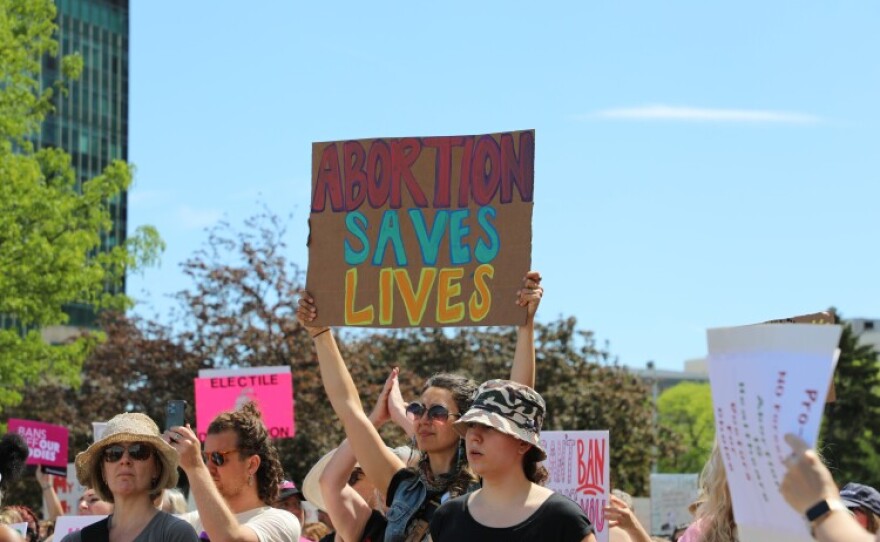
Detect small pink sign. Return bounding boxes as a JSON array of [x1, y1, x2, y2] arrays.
[[8, 418, 69, 475], [194, 367, 295, 440]]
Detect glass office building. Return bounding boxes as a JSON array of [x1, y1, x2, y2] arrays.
[[40, 0, 130, 327]]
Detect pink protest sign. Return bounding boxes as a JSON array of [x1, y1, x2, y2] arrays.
[[195, 367, 295, 440], [8, 418, 68, 476], [541, 430, 611, 542]]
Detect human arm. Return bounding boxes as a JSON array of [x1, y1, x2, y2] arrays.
[[368, 367, 411, 437], [509, 271, 542, 387], [510, 271, 544, 388], [604, 495, 651, 542], [386, 368, 414, 438], [36, 469, 64, 521], [297, 294, 406, 501], [318, 441, 373, 542], [318, 369, 401, 542], [780, 433, 873, 542]]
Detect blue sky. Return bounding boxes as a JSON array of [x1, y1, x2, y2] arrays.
[[126, 2, 879, 371]]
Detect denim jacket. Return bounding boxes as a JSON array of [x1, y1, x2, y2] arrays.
[[384, 472, 429, 542]]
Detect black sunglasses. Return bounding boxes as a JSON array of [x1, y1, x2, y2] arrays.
[[202, 449, 238, 467], [102, 443, 154, 463], [406, 402, 460, 423]]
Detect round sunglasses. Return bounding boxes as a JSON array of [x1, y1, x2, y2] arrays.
[[405, 402, 461, 423], [102, 443, 154, 463], [202, 449, 239, 467]]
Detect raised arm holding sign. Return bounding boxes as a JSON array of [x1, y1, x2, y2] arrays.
[[296, 270, 543, 541]]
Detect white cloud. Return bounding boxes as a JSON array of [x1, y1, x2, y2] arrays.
[[586, 105, 822, 124], [176, 205, 224, 230]]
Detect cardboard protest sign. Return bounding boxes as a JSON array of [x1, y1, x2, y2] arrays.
[[542, 431, 610, 542], [762, 311, 835, 326], [707, 324, 842, 542], [307, 130, 534, 328], [195, 366, 294, 440], [54, 515, 106, 538], [649, 473, 699, 536], [8, 418, 68, 476]]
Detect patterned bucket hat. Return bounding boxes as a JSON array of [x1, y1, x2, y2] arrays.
[[453, 379, 547, 460]]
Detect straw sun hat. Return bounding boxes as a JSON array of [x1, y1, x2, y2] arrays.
[[302, 445, 417, 511], [74, 413, 179, 502]]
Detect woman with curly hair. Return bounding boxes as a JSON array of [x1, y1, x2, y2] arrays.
[[296, 272, 543, 542], [679, 442, 737, 542], [167, 401, 301, 542]]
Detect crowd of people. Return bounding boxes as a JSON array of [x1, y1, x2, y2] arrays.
[[0, 273, 876, 541]]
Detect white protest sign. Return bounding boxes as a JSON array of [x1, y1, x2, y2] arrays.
[[649, 473, 699, 535], [542, 430, 610, 542], [52, 462, 86, 515], [707, 324, 842, 542], [10, 523, 27, 538], [54, 515, 106, 538], [92, 421, 108, 443]]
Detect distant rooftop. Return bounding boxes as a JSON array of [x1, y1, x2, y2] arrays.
[[848, 318, 880, 352]]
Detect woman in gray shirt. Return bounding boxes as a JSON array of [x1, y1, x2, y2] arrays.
[[61, 413, 197, 542]]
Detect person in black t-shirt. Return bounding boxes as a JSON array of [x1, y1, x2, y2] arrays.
[[430, 380, 596, 542], [296, 272, 544, 541]]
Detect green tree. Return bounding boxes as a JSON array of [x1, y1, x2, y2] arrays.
[[0, 0, 162, 413], [656, 381, 714, 473], [820, 320, 880, 487], [3, 311, 198, 510], [173, 211, 355, 482]]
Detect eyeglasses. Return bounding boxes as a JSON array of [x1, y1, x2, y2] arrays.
[[102, 443, 154, 463], [406, 402, 460, 423], [202, 449, 238, 467]]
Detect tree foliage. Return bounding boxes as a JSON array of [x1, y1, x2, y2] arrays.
[[820, 320, 880, 487], [656, 381, 714, 473], [2, 311, 197, 509], [0, 0, 163, 414]]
